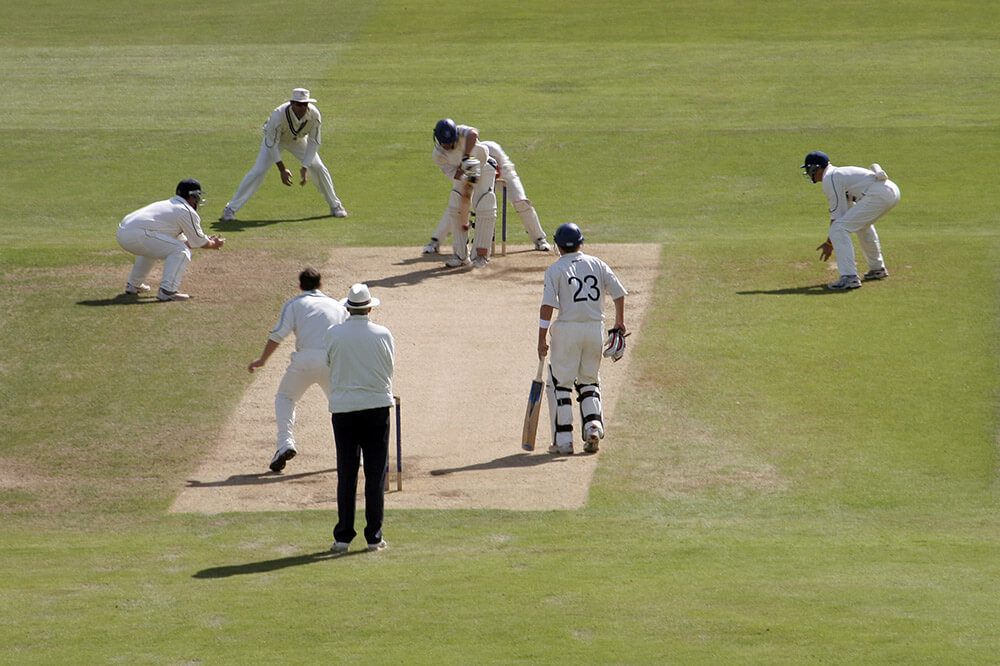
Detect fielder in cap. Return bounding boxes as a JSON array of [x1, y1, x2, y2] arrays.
[[801, 151, 901, 290], [116, 179, 225, 301], [221, 88, 348, 222], [248, 267, 348, 473], [538, 223, 627, 455], [424, 120, 551, 256]]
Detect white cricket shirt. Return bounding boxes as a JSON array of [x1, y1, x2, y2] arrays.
[[268, 290, 348, 352], [542, 251, 627, 323]]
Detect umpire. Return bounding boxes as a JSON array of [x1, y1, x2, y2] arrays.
[[325, 283, 395, 553]]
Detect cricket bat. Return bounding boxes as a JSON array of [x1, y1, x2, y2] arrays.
[[457, 179, 474, 232], [521, 358, 546, 451]]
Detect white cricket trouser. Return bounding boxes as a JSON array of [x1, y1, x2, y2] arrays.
[[226, 138, 342, 213], [116, 227, 191, 292], [830, 181, 900, 277], [547, 319, 605, 448], [274, 349, 330, 450], [484, 141, 545, 242]]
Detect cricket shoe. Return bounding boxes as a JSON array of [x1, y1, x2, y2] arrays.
[[220, 207, 236, 221], [422, 238, 440, 254], [863, 267, 889, 281], [827, 275, 862, 291], [156, 289, 190, 301], [547, 443, 573, 455], [471, 255, 489, 268], [367, 540, 388, 552], [583, 422, 604, 453], [125, 283, 151, 295], [445, 254, 471, 268], [331, 205, 349, 218], [534, 238, 552, 252], [331, 541, 350, 553], [269, 445, 297, 472]]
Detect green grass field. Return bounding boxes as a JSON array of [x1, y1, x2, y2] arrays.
[[1, 0, 998, 662]]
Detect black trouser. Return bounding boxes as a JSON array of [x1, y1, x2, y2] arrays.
[[331, 406, 389, 545]]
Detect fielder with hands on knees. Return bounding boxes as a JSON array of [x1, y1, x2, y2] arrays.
[[430, 119, 498, 269], [538, 223, 627, 455], [248, 267, 348, 473], [424, 121, 550, 255], [221, 88, 348, 222], [116, 178, 225, 302], [801, 151, 900, 290], [326, 284, 395, 553]]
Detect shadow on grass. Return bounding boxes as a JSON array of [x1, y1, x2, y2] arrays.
[[193, 549, 363, 578], [430, 452, 570, 476], [210, 214, 333, 232], [77, 294, 164, 307], [736, 283, 844, 296], [185, 468, 337, 487]]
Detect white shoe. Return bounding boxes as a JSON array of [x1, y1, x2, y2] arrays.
[[331, 205, 349, 218], [471, 255, 488, 268], [547, 443, 573, 455], [331, 541, 350, 553], [367, 540, 388, 552], [827, 275, 862, 290], [445, 254, 471, 268], [220, 207, 236, 221], [583, 422, 604, 453], [156, 289, 190, 302], [269, 445, 296, 472], [422, 238, 440, 254], [863, 267, 889, 281], [534, 238, 551, 252], [125, 283, 151, 295]]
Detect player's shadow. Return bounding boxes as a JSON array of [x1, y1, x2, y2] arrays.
[[193, 549, 364, 579], [430, 452, 570, 476], [362, 257, 470, 289], [185, 467, 337, 487], [210, 215, 332, 232], [736, 283, 842, 296], [76, 294, 163, 307]]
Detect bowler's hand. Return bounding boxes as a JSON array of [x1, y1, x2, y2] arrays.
[[816, 240, 833, 262], [248, 359, 264, 373], [299, 167, 309, 186], [280, 168, 294, 186]]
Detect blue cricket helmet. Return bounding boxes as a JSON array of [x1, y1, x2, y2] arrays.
[[433, 118, 458, 145], [554, 223, 584, 249], [800, 151, 829, 169]]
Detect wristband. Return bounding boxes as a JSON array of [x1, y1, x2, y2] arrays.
[[539, 319, 550, 329]]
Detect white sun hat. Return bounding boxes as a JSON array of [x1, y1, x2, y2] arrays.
[[342, 283, 380, 309], [290, 88, 317, 103]]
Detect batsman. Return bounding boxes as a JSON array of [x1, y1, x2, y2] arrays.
[[431, 119, 498, 269], [537, 223, 627, 455]]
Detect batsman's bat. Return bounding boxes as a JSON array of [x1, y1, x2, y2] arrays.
[[521, 358, 546, 451], [457, 179, 474, 232]]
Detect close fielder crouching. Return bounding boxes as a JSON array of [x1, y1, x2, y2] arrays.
[[537, 223, 627, 455]]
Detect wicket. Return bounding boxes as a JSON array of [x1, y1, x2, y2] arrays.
[[386, 395, 402, 492], [492, 180, 508, 257]]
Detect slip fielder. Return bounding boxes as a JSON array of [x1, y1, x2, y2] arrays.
[[801, 151, 900, 290], [221, 88, 348, 222]]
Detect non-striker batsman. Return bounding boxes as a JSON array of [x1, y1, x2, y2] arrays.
[[537, 223, 627, 455]]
